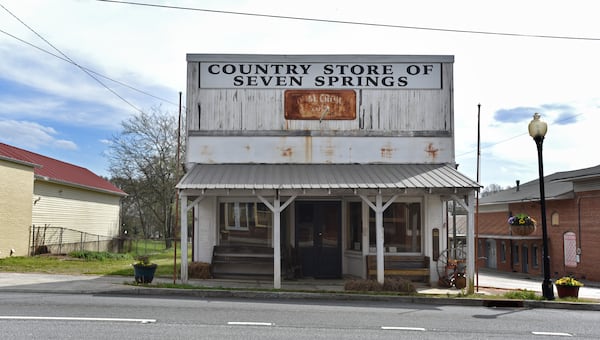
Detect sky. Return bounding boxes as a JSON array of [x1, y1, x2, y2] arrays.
[[1, 0, 599, 189]]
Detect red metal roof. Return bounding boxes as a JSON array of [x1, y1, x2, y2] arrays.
[[0, 142, 126, 196]]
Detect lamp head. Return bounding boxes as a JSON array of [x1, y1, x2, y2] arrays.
[[528, 112, 548, 138]]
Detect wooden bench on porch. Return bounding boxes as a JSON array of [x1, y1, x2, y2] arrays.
[[366, 255, 430, 283]]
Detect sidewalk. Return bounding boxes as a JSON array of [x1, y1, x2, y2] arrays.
[[0, 270, 598, 310], [475, 269, 600, 301]]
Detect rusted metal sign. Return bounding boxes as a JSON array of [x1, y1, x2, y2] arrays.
[[285, 90, 356, 120]]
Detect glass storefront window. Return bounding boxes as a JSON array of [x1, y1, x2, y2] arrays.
[[347, 202, 362, 251], [219, 202, 272, 246], [368, 202, 421, 253]]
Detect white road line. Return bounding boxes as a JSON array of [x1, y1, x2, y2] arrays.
[[532, 331, 573, 337], [0, 316, 156, 324], [227, 321, 273, 326], [381, 326, 426, 331]]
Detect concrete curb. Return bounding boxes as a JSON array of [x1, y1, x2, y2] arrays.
[[98, 286, 600, 311], [1, 272, 598, 311]]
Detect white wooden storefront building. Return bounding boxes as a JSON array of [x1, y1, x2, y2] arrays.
[[178, 54, 479, 289]]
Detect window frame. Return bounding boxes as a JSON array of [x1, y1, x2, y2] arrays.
[[367, 198, 423, 254]]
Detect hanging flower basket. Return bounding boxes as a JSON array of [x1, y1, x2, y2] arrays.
[[508, 213, 536, 236]]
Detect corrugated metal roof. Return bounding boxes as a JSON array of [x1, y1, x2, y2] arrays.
[[479, 180, 573, 204], [0, 142, 126, 196], [478, 167, 586, 205], [480, 164, 600, 205], [177, 163, 479, 191], [551, 164, 600, 182]]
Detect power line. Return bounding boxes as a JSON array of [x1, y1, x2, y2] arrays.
[[0, 28, 179, 107], [1, 3, 144, 114], [456, 111, 586, 159], [97, 0, 600, 42]]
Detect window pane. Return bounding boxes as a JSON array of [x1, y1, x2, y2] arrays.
[[347, 202, 362, 250], [219, 201, 272, 246], [368, 202, 421, 253], [533, 244, 539, 267]]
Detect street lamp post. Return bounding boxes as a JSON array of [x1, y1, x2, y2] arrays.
[[528, 113, 555, 300]]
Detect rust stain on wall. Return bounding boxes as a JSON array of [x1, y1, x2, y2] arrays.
[[380, 142, 395, 159], [304, 136, 312, 162], [281, 147, 293, 158], [425, 143, 439, 160], [200, 145, 212, 156], [322, 138, 335, 161]]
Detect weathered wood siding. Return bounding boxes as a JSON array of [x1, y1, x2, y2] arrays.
[[0, 160, 34, 257], [187, 63, 453, 134], [186, 136, 453, 164], [185, 54, 455, 165]]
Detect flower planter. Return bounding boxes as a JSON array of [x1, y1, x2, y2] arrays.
[[454, 275, 467, 289], [133, 263, 157, 284], [508, 214, 537, 236], [510, 224, 536, 236], [556, 285, 580, 298]]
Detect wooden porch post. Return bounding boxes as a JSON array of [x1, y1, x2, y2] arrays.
[[360, 193, 398, 284], [452, 192, 476, 294], [273, 196, 281, 289], [258, 192, 297, 289], [375, 194, 385, 284], [180, 193, 188, 283]]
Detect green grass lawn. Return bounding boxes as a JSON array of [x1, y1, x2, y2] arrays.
[[0, 240, 190, 278]]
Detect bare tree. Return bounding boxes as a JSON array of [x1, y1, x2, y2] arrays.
[[481, 183, 506, 197], [107, 106, 182, 247]]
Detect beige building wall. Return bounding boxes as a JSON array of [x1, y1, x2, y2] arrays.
[[32, 181, 122, 245], [0, 160, 35, 257]]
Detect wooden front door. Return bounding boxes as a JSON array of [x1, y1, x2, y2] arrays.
[[295, 201, 341, 278]]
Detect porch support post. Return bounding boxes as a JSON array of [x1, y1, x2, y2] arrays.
[[273, 196, 281, 289], [360, 193, 398, 284], [452, 192, 476, 294], [375, 194, 384, 284], [180, 192, 188, 283], [258, 192, 297, 289], [187, 196, 204, 263]]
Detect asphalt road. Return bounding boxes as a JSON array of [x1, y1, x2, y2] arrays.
[[1, 292, 598, 339]]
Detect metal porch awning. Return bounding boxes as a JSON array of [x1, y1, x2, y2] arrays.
[[177, 163, 479, 289], [176, 163, 479, 192]]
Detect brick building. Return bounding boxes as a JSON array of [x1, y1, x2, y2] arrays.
[[477, 165, 600, 282]]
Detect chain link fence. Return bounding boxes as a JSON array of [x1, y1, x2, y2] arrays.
[[30, 224, 118, 255], [30, 224, 171, 256]]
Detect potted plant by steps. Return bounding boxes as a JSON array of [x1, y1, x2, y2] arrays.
[[132, 255, 158, 284], [454, 272, 467, 289], [555, 276, 583, 298]]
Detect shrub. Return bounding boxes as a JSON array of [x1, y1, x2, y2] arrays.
[[344, 278, 416, 293], [382, 278, 417, 293], [69, 251, 130, 261], [188, 262, 212, 279], [503, 289, 542, 300]]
